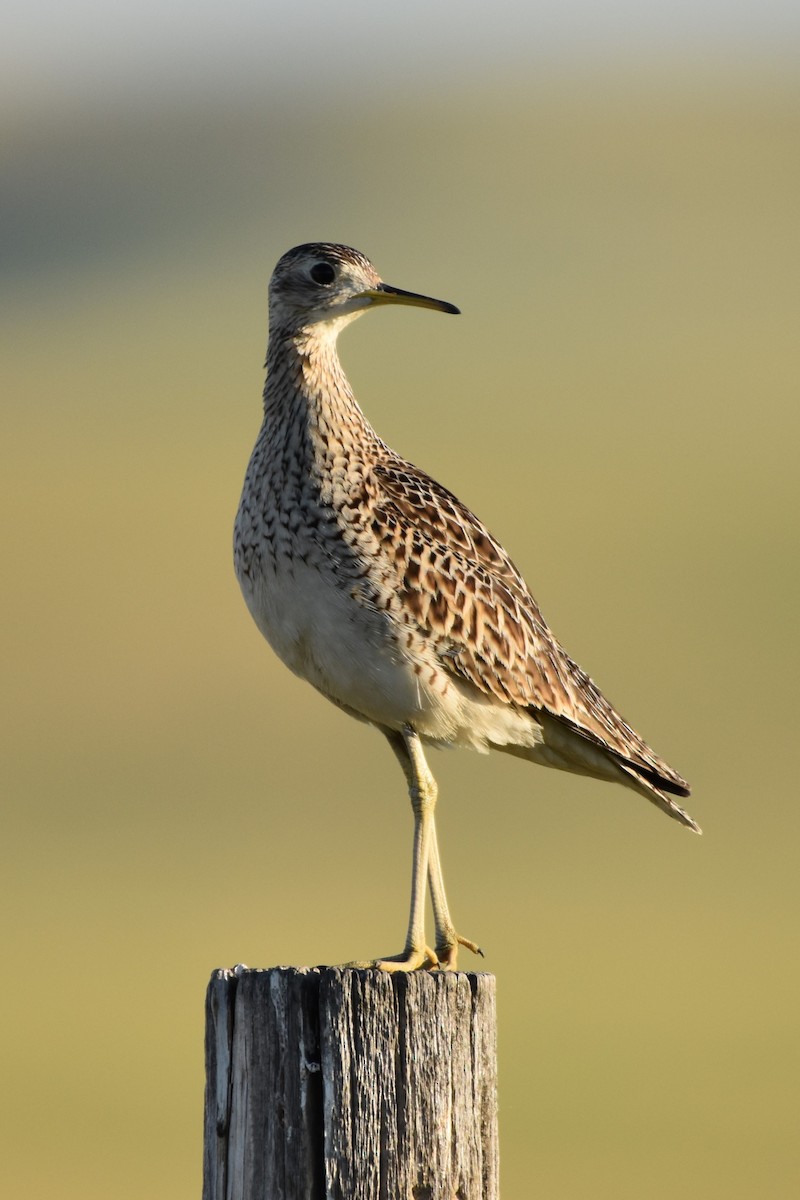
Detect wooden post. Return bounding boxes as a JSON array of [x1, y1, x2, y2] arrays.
[[203, 965, 499, 1200]]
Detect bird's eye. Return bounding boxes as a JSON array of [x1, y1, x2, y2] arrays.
[[310, 262, 336, 286]]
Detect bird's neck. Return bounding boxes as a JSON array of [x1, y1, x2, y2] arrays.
[[263, 326, 379, 465]]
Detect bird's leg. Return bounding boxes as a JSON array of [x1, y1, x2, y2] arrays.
[[372, 727, 438, 971], [376, 727, 482, 972], [426, 815, 483, 970]]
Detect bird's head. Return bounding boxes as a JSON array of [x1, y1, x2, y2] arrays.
[[267, 243, 459, 338]]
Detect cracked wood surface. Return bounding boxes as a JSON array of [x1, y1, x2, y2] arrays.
[[203, 966, 498, 1200]]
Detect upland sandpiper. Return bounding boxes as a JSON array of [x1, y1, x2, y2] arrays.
[[234, 243, 699, 972]]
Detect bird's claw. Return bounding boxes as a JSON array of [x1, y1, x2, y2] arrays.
[[374, 944, 440, 972], [434, 933, 484, 971], [342, 934, 483, 973]]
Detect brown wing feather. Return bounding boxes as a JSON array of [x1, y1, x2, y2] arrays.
[[370, 458, 690, 798]]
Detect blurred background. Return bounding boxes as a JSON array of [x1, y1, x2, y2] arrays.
[[3, 2, 799, 1197]]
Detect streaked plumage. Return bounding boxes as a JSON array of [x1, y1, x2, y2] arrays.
[[234, 242, 699, 971]]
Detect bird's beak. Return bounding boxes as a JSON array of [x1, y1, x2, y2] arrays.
[[366, 282, 460, 315]]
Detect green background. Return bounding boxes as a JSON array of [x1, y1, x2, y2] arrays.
[[3, 63, 799, 1198]]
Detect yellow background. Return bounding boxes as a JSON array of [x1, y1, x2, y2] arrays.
[[3, 64, 799, 1197]]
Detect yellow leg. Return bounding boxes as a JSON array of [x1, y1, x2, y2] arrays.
[[371, 727, 438, 971], [426, 814, 483, 969], [373, 727, 482, 972]]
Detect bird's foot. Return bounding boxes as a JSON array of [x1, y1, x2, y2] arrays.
[[375, 943, 440, 972], [434, 933, 484, 971], [342, 934, 483, 972], [343, 944, 439, 972]]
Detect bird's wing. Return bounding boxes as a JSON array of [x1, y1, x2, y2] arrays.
[[370, 459, 690, 798]]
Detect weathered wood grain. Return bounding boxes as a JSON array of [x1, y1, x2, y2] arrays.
[[203, 966, 498, 1200]]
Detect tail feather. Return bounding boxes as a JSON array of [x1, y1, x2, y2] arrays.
[[493, 709, 701, 833], [615, 760, 702, 833], [615, 753, 690, 798]]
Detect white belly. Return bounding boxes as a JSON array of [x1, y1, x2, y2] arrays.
[[238, 556, 422, 723], [237, 556, 544, 756]]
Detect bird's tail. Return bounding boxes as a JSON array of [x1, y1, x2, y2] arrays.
[[614, 760, 701, 833], [494, 710, 701, 833]]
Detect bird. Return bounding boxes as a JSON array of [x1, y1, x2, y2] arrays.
[[234, 242, 699, 973]]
